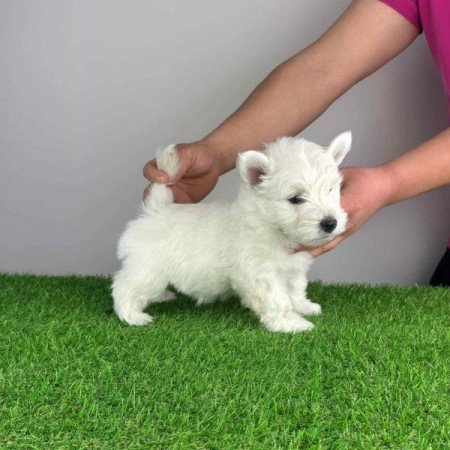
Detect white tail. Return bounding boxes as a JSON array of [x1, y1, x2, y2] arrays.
[[144, 144, 179, 210]]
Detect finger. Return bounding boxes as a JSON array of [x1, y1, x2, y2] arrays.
[[296, 234, 346, 257], [309, 235, 346, 257], [294, 242, 326, 255], [143, 160, 169, 183], [169, 148, 198, 183], [171, 146, 219, 183], [170, 185, 194, 204]]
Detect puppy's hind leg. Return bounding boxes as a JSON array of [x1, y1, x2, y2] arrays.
[[112, 270, 168, 326]]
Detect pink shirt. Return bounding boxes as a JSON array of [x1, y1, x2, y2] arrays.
[[379, 0, 450, 123]]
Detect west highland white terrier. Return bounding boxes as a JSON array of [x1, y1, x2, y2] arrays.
[[112, 132, 351, 332]]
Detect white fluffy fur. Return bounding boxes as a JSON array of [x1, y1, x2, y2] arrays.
[[112, 132, 351, 332]]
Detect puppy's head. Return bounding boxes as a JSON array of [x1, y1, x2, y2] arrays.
[[237, 132, 351, 247]]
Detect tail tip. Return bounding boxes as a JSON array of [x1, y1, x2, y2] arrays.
[[156, 144, 179, 180]]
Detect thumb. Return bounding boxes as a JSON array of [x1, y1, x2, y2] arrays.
[[169, 147, 196, 183], [143, 159, 170, 184], [310, 234, 347, 257]]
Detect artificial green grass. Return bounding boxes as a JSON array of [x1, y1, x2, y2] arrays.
[[0, 274, 449, 449]]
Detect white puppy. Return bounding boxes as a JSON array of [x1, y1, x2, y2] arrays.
[[113, 132, 351, 332]]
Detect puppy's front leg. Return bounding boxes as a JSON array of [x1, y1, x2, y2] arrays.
[[233, 272, 314, 333], [288, 252, 322, 317]]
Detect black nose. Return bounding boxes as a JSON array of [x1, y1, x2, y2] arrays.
[[320, 217, 337, 233]]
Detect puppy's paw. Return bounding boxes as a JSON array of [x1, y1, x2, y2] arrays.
[[261, 311, 314, 333], [296, 301, 322, 316], [120, 311, 154, 326]]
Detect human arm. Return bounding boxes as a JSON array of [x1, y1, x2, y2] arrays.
[[144, 0, 419, 202]]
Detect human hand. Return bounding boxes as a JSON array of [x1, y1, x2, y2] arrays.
[[143, 140, 221, 203], [301, 166, 393, 257]]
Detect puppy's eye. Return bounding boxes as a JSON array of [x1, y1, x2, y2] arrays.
[[288, 195, 305, 205]]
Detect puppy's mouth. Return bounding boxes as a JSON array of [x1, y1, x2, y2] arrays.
[[302, 232, 337, 248], [306, 238, 330, 247]]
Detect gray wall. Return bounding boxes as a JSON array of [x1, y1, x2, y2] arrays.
[[1, 0, 449, 285]]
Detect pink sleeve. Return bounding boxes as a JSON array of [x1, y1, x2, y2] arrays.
[[378, 0, 422, 32]]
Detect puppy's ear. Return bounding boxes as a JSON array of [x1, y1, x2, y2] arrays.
[[328, 131, 352, 165], [237, 150, 272, 186]]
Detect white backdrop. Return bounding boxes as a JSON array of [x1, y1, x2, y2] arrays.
[[1, 0, 449, 285]]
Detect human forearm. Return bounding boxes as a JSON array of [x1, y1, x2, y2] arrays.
[[381, 128, 450, 205], [202, 50, 348, 173]]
